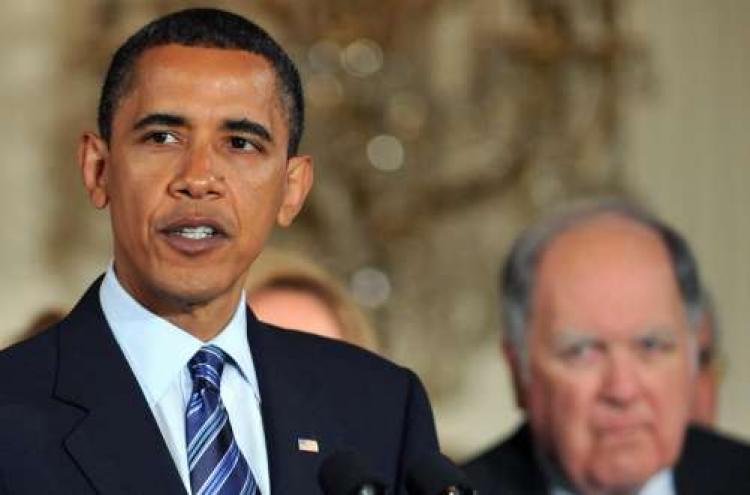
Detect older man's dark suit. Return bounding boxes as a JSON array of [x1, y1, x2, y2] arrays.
[[0, 280, 438, 494], [463, 423, 750, 495]]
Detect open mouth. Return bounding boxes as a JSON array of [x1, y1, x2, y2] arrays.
[[158, 217, 230, 254], [170, 225, 220, 240]]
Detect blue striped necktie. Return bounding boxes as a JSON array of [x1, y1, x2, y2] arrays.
[[186, 345, 259, 495]]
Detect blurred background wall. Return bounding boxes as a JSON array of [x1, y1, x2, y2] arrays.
[[1, 0, 747, 460]]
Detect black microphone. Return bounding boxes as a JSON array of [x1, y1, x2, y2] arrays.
[[319, 450, 389, 495], [405, 452, 477, 495]]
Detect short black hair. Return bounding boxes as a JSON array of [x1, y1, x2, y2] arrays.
[[97, 8, 304, 156]]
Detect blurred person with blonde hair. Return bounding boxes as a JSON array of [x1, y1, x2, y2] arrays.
[[246, 249, 379, 352]]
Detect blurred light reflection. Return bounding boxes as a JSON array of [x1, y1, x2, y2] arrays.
[[342, 38, 384, 77], [350, 267, 392, 308], [367, 134, 405, 171]]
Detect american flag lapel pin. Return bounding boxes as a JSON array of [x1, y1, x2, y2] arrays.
[[297, 438, 319, 453]]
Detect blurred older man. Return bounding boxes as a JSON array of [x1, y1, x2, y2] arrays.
[[463, 200, 750, 495]]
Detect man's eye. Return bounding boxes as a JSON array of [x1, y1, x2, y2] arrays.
[[637, 335, 675, 355], [229, 136, 259, 151], [560, 340, 602, 363], [145, 131, 178, 144], [564, 343, 591, 359]]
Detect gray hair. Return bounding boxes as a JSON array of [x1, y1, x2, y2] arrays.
[[501, 198, 705, 364]]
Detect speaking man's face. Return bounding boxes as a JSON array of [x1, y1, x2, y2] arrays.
[[520, 215, 695, 494], [79, 44, 311, 321]]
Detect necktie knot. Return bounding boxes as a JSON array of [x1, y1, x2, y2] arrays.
[[188, 344, 228, 391]]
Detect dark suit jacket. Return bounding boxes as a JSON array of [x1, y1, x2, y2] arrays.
[[462, 423, 750, 495], [0, 279, 438, 494]]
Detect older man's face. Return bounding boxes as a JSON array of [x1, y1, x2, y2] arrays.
[[521, 215, 695, 494]]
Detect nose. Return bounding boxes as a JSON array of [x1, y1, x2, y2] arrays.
[[168, 145, 226, 200], [600, 350, 640, 408]]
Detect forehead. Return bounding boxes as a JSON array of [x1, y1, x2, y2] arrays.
[[533, 215, 687, 336], [115, 44, 285, 127]]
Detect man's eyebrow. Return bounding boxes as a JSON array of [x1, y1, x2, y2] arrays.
[[636, 327, 678, 340], [222, 118, 273, 143], [133, 113, 187, 131], [554, 331, 599, 347]]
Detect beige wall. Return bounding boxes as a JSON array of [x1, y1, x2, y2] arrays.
[[623, 0, 750, 440], [0, 2, 70, 348]]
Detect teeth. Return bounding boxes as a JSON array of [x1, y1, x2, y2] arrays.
[[176, 226, 215, 240]]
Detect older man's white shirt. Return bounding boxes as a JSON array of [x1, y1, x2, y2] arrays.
[[550, 469, 674, 495]]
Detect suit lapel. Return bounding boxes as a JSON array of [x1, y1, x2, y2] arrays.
[[503, 425, 552, 495], [54, 280, 185, 495], [247, 313, 332, 494], [674, 426, 720, 495]]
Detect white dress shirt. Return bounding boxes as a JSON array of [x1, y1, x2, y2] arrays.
[[549, 469, 675, 495], [100, 265, 270, 495]]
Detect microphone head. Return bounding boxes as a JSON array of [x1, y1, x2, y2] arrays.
[[318, 450, 388, 495], [405, 452, 476, 495]]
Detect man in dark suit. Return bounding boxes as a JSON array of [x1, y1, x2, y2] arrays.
[[0, 9, 437, 494], [463, 200, 750, 495]]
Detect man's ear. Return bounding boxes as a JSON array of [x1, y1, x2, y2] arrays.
[[277, 154, 313, 227], [78, 132, 110, 209], [503, 340, 527, 410]]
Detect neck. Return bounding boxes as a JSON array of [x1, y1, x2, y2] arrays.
[[162, 297, 240, 341], [535, 450, 643, 495], [111, 266, 244, 341]]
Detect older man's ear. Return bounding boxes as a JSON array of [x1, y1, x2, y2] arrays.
[[502, 340, 526, 410]]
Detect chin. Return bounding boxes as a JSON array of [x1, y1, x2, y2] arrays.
[[152, 273, 237, 307], [588, 459, 660, 494]]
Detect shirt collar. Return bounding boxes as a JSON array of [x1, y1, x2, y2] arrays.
[[99, 264, 259, 407], [541, 447, 675, 495], [639, 470, 675, 495]]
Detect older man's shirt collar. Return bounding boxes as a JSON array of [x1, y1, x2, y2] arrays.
[[549, 470, 674, 495]]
